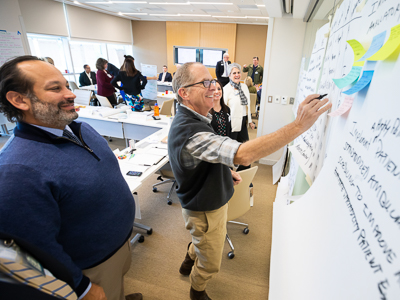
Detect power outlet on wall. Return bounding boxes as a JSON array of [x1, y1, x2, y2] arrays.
[[281, 96, 288, 105], [274, 95, 281, 104], [268, 96, 273, 103]]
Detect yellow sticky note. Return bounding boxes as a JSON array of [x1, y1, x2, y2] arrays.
[[368, 24, 400, 61], [347, 39, 366, 61]]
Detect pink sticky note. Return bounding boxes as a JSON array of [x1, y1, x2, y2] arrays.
[[328, 96, 354, 117]]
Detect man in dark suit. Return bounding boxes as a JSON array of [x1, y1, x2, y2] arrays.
[[79, 64, 97, 87], [215, 53, 231, 87], [158, 65, 172, 82]]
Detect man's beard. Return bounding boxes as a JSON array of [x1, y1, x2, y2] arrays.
[[30, 95, 78, 129]]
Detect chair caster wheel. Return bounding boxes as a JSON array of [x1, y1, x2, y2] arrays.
[[152, 187, 158, 192], [147, 229, 153, 235], [228, 252, 235, 259], [243, 228, 249, 234], [138, 236, 145, 243], [167, 200, 172, 205]]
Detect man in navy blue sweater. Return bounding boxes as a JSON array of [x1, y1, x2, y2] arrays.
[[0, 56, 142, 300]]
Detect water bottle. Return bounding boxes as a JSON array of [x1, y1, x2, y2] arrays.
[[154, 103, 160, 117]]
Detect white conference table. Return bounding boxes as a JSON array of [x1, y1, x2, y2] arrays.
[[76, 106, 171, 145], [116, 127, 170, 244], [79, 85, 97, 91]]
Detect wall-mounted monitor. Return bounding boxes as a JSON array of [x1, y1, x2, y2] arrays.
[[174, 46, 227, 67]]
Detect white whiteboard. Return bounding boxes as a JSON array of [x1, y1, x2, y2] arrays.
[[270, 0, 400, 298], [0, 31, 25, 67]]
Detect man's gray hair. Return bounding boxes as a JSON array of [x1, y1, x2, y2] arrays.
[[223, 53, 229, 57], [172, 62, 201, 104], [227, 63, 241, 76]]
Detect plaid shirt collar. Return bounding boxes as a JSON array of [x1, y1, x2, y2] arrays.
[[180, 104, 212, 124]]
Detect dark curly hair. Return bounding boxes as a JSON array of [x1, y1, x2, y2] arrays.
[[0, 55, 41, 122]]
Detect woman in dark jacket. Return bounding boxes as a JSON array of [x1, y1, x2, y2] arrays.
[[96, 58, 117, 106], [111, 55, 147, 111], [210, 80, 232, 138]]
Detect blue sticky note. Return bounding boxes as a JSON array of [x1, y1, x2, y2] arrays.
[[358, 31, 386, 61], [343, 70, 374, 95], [332, 66, 362, 89]]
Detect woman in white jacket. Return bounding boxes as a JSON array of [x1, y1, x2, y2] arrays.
[[223, 63, 256, 144]]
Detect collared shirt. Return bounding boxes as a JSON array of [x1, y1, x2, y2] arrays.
[[86, 72, 93, 85], [222, 61, 229, 77], [161, 72, 166, 82], [31, 124, 73, 136], [181, 104, 241, 169]]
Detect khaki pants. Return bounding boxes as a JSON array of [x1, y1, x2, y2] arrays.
[[182, 203, 228, 291], [82, 241, 131, 300]]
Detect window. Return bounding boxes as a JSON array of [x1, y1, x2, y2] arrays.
[[27, 34, 73, 75], [27, 33, 133, 84], [70, 40, 107, 74], [107, 44, 133, 68]]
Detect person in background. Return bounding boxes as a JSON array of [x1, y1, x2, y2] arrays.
[[0, 55, 143, 300], [242, 57, 263, 85], [96, 58, 117, 107], [107, 62, 120, 77], [244, 76, 257, 94], [44, 57, 54, 65], [169, 62, 331, 300], [158, 65, 172, 82], [173, 64, 181, 77], [79, 64, 97, 87], [215, 53, 231, 87], [210, 79, 232, 138], [223, 63, 255, 144], [111, 55, 148, 111]]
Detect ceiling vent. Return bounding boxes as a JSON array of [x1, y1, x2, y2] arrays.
[[237, 5, 259, 10]]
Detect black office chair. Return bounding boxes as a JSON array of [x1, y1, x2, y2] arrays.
[[152, 162, 177, 205]]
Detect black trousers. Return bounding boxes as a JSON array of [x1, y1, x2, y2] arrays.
[[106, 94, 118, 107], [219, 77, 230, 87], [232, 116, 251, 171]]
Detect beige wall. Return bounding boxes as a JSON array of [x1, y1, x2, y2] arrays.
[[199, 22, 237, 78], [235, 24, 268, 81], [18, 0, 68, 36], [67, 5, 132, 43], [166, 21, 201, 74], [131, 21, 168, 74], [166, 22, 237, 78], [132, 21, 267, 79]]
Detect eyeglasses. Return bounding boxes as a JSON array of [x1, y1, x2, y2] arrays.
[[183, 79, 217, 89]]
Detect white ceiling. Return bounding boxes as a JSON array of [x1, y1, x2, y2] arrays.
[[59, 0, 271, 25]]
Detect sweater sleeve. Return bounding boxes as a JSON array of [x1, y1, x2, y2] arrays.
[[0, 164, 90, 297], [140, 73, 148, 90], [111, 73, 122, 90]]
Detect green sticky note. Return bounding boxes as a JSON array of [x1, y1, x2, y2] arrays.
[[332, 66, 362, 89]]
